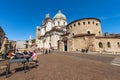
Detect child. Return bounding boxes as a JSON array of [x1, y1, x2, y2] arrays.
[[31, 50, 37, 61], [29, 50, 37, 61]]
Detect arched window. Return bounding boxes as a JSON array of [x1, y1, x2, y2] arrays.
[[99, 42, 103, 48], [96, 23, 98, 26], [72, 33, 74, 36], [74, 24, 76, 27], [99, 31, 101, 35], [88, 21, 90, 24], [83, 22, 85, 25], [38, 28, 40, 31], [64, 22, 65, 25], [58, 21, 60, 26], [107, 42, 111, 48], [78, 22, 80, 25], [87, 31, 90, 34], [117, 42, 120, 48]]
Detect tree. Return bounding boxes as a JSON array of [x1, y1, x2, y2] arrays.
[[32, 39, 35, 43], [26, 40, 29, 43]]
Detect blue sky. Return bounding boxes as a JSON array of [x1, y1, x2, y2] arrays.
[[0, 0, 120, 41]]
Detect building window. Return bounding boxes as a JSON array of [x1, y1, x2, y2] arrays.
[[58, 21, 60, 26], [83, 22, 85, 25], [87, 31, 90, 34], [99, 42, 103, 48], [38, 29, 40, 31], [78, 22, 80, 25], [117, 42, 120, 48], [64, 22, 65, 25], [107, 42, 111, 48], [88, 21, 90, 24], [74, 24, 76, 27], [96, 23, 98, 26], [99, 31, 101, 35]]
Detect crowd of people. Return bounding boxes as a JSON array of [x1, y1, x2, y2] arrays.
[[6, 49, 37, 62], [41, 47, 54, 54], [1, 46, 55, 60]]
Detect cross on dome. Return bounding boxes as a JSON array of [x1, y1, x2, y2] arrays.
[[58, 10, 61, 13]]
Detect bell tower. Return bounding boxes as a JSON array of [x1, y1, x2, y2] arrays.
[[36, 26, 40, 44]]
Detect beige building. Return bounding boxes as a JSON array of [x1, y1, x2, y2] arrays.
[[0, 26, 9, 53], [0, 26, 5, 50], [36, 11, 120, 53], [59, 18, 120, 53]]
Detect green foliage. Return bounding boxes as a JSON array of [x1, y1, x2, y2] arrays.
[[26, 40, 29, 43], [25, 39, 35, 43], [32, 39, 35, 43]]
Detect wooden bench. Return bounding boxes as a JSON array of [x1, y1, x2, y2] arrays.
[[0, 53, 38, 78], [6, 58, 28, 76]]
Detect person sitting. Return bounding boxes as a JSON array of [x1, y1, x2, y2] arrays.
[[29, 50, 37, 62], [32, 50, 37, 61], [23, 50, 28, 55], [8, 50, 15, 59]]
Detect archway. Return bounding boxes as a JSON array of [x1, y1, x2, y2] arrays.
[[64, 40, 67, 51], [62, 37, 68, 51]]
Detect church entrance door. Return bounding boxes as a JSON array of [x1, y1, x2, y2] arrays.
[[64, 41, 67, 51]]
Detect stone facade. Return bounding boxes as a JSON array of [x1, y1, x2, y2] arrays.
[[0, 26, 5, 50], [95, 37, 120, 52], [59, 18, 120, 53], [67, 18, 102, 36], [0, 26, 10, 53], [36, 11, 120, 54]]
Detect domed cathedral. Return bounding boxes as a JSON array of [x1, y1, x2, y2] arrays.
[[36, 11, 120, 54], [36, 10, 67, 50], [53, 10, 67, 27], [59, 18, 120, 53]]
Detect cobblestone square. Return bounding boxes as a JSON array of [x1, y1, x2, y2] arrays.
[[0, 52, 120, 80]]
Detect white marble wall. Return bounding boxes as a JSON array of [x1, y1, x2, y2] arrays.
[[45, 36, 50, 49], [46, 22, 54, 32], [39, 40, 43, 49], [54, 19, 67, 27], [41, 27, 45, 36], [51, 34, 60, 49]]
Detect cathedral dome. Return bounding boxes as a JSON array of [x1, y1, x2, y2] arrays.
[[53, 10, 66, 20]]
